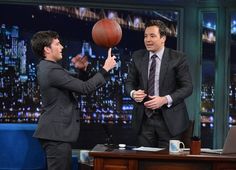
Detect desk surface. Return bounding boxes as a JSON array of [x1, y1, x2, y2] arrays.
[[90, 144, 236, 162], [89, 144, 236, 170]]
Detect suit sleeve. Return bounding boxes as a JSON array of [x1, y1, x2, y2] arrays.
[[66, 69, 89, 81], [47, 67, 107, 94], [170, 55, 193, 105], [125, 56, 139, 96]]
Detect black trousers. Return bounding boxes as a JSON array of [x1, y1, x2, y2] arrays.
[[39, 139, 72, 170], [138, 110, 181, 148]]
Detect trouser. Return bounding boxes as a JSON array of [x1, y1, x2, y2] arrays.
[[39, 139, 72, 170], [138, 110, 181, 148]]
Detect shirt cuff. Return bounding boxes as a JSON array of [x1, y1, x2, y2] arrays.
[[130, 90, 135, 99], [165, 95, 173, 107]]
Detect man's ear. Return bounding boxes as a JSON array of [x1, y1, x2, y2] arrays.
[[43, 46, 50, 53], [161, 35, 166, 45], [44, 46, 50, 56], [162, 35, 166, 41]]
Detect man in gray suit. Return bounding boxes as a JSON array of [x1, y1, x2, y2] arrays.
[[31, 30, 116, 170], [125, 20, 193, 148]]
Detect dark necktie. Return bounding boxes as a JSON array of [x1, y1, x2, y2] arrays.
[[148, 55, 157, 96], [146, 55, 157, 118]]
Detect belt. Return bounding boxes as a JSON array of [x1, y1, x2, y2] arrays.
[[152, 109, 162, 114], [145, 108, 162, 118]]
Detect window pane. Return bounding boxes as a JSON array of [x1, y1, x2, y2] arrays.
[[201, 12, 216, 148], [0, 4, 178, 148], [229, 12, 236, 127]]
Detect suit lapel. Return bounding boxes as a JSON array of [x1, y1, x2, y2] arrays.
[[159, 48, 169, 90], [141, 51, 149, 91]]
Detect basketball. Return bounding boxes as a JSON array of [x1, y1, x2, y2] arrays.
[[92, 19, 122, 48]]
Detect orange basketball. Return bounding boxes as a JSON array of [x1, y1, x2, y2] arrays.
[[92, 19, 122, 48]]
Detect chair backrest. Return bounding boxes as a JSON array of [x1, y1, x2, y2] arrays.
[[181, 120, 194, 148]]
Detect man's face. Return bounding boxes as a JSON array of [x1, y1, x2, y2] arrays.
[[144, 26, 166, 53], [44, 38, 63, 62]]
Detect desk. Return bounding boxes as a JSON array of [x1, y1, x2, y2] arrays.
[[0, 124, 46, 169], [89, 144, 236, 170]]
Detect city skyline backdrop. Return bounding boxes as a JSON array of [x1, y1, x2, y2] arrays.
[[0, 3, 236, 148]]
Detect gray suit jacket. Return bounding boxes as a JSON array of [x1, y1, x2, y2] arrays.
[[33, 60, 106, 142], [125, 48, 193, 136]]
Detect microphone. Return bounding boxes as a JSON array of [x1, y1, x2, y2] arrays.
[[102, 124, 115, 147]]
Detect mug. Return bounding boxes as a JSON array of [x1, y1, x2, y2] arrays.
[[190, 140, 201, 155], [169, 140, 185, 153], [80, 150, 90, 163]]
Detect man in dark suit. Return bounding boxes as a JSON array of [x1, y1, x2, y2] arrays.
[[125, 20, 193, 148], [31, 30, 116, 170]]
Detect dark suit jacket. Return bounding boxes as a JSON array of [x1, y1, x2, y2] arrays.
[[125, 48, 193, 136], [33, 60, 107, 142]]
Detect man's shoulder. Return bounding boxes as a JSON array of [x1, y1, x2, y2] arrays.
[[165, 48, 185, 57], [132, 49, 148, 60], [133, 49, 147, 55], [38, 60, 62, 69]]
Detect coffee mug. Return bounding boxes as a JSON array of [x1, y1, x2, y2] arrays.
[[169, 140, 185, 153], [190, 140, 201, 155], [80, 150, 90, 163]]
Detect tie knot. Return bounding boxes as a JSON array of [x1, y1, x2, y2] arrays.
[[151, 54, 157, 59]]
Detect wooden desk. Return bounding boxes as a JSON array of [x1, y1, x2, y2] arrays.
[[89, 144, 236, 170]]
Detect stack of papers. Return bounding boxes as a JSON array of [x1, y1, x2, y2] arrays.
[[201, 148, 223, 154], [132, 146, 164, 152]]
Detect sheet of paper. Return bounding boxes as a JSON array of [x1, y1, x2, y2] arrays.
[[132, 146, 164, 152], [200, 148, 223, 153]]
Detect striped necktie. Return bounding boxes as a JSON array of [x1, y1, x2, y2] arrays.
[[148, 54, 157, 96]]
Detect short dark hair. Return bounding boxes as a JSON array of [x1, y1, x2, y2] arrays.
[[145, 20, 168, 37], [31, 30, 59, 59]]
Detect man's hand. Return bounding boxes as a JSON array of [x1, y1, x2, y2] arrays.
[[132, 90, 147, 103], [144, 96, 168, 110], [103, 48, 116, 72], [71, 54, 88, 71]]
